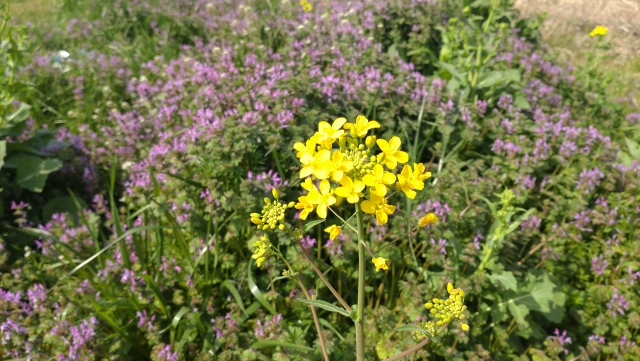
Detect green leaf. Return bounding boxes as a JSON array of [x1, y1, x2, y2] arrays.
[[247, 262, 278, 315], [140, 274, 170, 318], [318, 318, 345, 341], [251, 340, 314, 352], [488, 271, 518, 292], [42, 196, 88, 222], [13, 154, 63, 192], [302, 219, 325, 233], [504, 209, 535, 235], [221, 280, 249, 317], [513, 94, 531, 110], [171, 306, 190, 329], [0, 140, 5, 169], [507, 302, 530, 326], [0, 102, 30, 137], [625, 137, 640, 161], [438, 62, 467, 84], [295, 298, 350, 317], [476, 70, 505, 89]]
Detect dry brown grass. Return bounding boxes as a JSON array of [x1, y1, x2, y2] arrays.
[[7, 0, 58, 24], [514, 0, 640, 101]]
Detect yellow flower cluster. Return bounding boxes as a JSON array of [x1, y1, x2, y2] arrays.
[[251, 189, 295, 230], [424, 282, 469, 331], [590, 25, 608, 37], [252, 235, 273, 267], [300, 0, 312, 12], [293, 115, 432, 225]]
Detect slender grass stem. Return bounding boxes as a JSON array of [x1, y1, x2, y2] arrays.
[[355, 202, 366, 361]]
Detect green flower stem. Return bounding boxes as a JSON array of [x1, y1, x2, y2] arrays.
[[297, 241, 353, 313], [381, 324, 448, 361], [277, 254, 330, 361], [355, 202, 366, 361]]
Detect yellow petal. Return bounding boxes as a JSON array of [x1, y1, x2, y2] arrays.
[[362, 174, 377, 187], [395, 151, 409, 164], [316, 203, 328, 219], [382, 172, 396, 184], [376, 139, 390, 153], [319, 179, 331, 194], [418, 213, 439, 227], [353, 180, 366, 193], [376, 211, 388, 225], [388, 136, 402, 151], [361, 200, 376, 214], [333, 117, 347, 129]]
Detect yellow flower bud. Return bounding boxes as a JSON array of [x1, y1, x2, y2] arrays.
[[278, 224, 285, 230], [424, 302, 433, 309], [272, 189, 279, 198], [264, 198, 271, 204], [447, 282, 454, 294], [288, 202, 295, 208], [461, 324, 469, 331], [365, 135, 376, 148], [418, 212, 438, 227]]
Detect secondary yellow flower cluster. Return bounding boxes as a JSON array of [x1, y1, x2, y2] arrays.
[[299, 0, 312, 12], [251, 189, 295, 230], [293, 115, 432, 225], [412, 320, 436, 342], [424, 282, 469, 331], [590, 25, 608, 37], [252, 235, 273, 267]]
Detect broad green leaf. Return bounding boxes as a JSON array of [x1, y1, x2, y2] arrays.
[[247, 262, 278, 315], [295, 298, 350, 317], [42, 196, 87, 222], [302, 219, 325, 233], [507, 302, 530, 326], [625, 137, 640, 161], [476, 70, 505, 89], [251, 340, 314, 352], [221, 280, 249, 317], [438, 62, 467, 84], [513, 94, 531, 110], [488, 271, 518, 292], [0, 102, 30, 137], [14, 154, 63, 192]]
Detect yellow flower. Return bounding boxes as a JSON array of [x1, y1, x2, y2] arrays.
[[362, 164, 396, 196], [418, 212, 438, 227], [300, 0, 312, 12], [372, 257, 388, 272], [324, 225, 341, 240], [293, 137, 319, 159], [300, 177, 318, 192], [361, 193, 396, 225], [307, 179, 336, 219], [315, 117, 347, 149], [590, 25, 608, 37], [300, 149, 333, 179], [396, 164, 428, 199], [343, 114, 380, 138], [295, 195, 316, 220], [376, 136, 409, 169], [330, 150, 353, 182], [461, 324, 470, 331], [334, 176, 365, 204]]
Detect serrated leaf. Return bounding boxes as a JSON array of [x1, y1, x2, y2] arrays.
[[295, 298, 350, 317], [489, 271, 518, 292], [302, 219, 325, 233], [251, 340, 314, 352]]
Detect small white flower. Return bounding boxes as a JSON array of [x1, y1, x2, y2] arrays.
[[58, 50, 70, 58]]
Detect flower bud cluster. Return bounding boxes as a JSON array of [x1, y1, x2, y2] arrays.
[[251, 189, 295, 231], [412, 321, 436, 342], [424, 282, 469, 331], [252, 235, 273, 267]]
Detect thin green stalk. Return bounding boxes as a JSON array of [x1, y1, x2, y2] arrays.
[[355, 202, 366, 361], [277, 254, 330, 361]]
